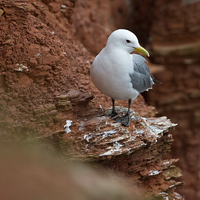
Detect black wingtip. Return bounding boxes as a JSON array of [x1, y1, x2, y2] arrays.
[[154, 79, 162, 84], [151, 75, 162, 84]]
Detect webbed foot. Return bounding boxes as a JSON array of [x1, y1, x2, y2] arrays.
[[115, 113, 131, 127], [106, 111, 118, 118]]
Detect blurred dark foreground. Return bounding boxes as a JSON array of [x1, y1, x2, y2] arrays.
[[0, 142, 143, 200]]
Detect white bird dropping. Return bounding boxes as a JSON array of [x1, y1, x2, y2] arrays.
[[64, 120, 72, 134]]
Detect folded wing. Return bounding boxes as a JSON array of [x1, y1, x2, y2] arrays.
[[129, 54, 156, 93]]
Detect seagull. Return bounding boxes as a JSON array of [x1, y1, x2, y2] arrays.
[[90, 29, 160, 127]]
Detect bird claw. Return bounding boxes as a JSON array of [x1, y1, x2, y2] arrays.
[[114, 114, 131, 127], [106, 111, 118, 118]]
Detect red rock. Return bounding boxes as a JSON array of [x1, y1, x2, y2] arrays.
[[48, 2, 61, 13], [66, 89, 80, 99]]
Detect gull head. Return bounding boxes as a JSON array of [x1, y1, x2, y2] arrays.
[[106, 29, 150, 57]]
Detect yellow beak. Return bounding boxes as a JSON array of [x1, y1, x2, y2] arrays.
[[135, 46, 150, 57]]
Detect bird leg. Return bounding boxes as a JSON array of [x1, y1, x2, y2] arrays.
[[115, 99, 132, 127], [107, 99, 118, 118]]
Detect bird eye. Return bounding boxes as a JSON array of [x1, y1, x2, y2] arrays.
[[126, 40, 130, 43]]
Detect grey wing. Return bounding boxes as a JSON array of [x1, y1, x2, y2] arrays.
[[129, 54, 154, 93]]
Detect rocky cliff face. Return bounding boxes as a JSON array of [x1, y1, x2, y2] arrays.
[[146, 1, 200, 199], [62, 109, 181, 199], [72, 1, 200, 198], [0, 0, 185, 199], [0, 0, 94, 139]]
